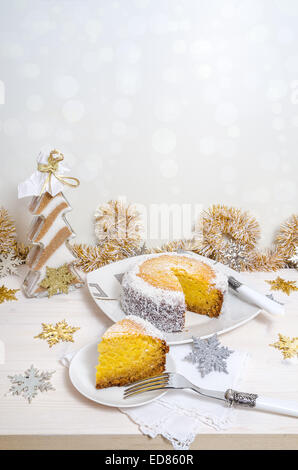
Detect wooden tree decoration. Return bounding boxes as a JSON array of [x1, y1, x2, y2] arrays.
[[19, 148, 83, 298]]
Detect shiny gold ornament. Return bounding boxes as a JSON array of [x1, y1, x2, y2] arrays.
[[270, 333, 298, 359], [34, 319, 80, 348], [39, 264, 76, 297], [0, 285, 19, 303], [0, 207, 16, 253], [266, 276, 298, 296]]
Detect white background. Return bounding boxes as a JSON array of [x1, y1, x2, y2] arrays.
[[0, 0, 297, 247]]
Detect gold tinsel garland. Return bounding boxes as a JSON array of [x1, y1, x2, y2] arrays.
[[0, 207, 30, 265], [69, 199, 145, 273], [150, 238, 203, 255], [274, 214, 298, 263], [201, 204, 261, 258], [70, 202, 298, 274], [1, 202, 296, 273], [198, 205, 295, 271], [13, 241, 30, 263], [94, 199, 142, 250], [72, 241, 145, 273], [289, 247, 298, 270], [252, 247, 286, 272], [0, 207, 16, 253]]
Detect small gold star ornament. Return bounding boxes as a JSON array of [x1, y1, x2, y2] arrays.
[[34, 319, 80, 348], [39, 264, 76, 297], [266, 276, 298, 296], [270, 333, 298, 359], [0, 285, 19, 303]]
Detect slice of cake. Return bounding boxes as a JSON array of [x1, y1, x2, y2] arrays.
[[96, 315, 169, 389], [120, 253, 227, 332]]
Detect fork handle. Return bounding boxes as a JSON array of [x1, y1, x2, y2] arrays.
[[225, 389, 298, 418]]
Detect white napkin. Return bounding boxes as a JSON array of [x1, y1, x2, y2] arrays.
[[61, 343, 249, 450], [18, 145, 71, 198]]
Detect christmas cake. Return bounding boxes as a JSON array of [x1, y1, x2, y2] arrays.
[[120, 253, 227, 333], [96, 315, 169, 389]]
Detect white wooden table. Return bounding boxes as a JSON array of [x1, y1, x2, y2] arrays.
[[0, 268, 298, 450]]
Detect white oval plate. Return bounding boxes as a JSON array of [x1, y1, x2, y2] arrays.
[[69, 341, 176, 408], [87, 253, 262, 345]]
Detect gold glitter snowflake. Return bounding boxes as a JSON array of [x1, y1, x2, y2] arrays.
[[0, 285, 19, 303], [39, 264, 76, 297], [34, 320, 80, 348], [266, 276, 298, 296], [270, 333, 298, 359]]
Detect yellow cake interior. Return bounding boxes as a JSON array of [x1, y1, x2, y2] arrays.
[[96, 318, 169, 389], [137, 254, 223, 318], [171, 268, 223, 317]]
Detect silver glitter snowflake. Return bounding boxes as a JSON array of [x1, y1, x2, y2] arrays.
[[0, 250, 22, 278], [217, 240, 252, 271], [8, 365, 55, 403], [185, 335, 234, 378]]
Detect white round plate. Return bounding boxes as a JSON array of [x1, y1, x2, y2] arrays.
[[69, 341, 176, 408], [87, 253, 262, 345]]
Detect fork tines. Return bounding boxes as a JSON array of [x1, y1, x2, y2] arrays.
[[123, 372, 170, 399]]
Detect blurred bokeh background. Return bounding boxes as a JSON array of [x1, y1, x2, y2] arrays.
[[0, 0, 297, 247]]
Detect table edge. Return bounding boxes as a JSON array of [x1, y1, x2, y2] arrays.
[[1, 434, 298, 450]]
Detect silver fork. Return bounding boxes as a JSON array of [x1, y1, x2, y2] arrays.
[[123, 372, 298, 417]]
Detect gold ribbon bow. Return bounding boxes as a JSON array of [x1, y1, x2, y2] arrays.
[[38, 150, 80, 195]]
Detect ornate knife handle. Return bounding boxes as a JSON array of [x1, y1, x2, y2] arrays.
[[227, 276, 243, 291], [225, 389, 258, 408]]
